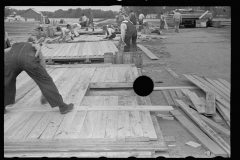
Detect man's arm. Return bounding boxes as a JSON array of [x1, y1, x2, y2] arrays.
[[120, 23, 127, 42], [4, 47, 11, 53], [38, 50, 47, 69]]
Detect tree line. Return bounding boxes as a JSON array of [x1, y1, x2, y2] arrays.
[[5, 7, 119, 18], [122, 6, 231, 18]]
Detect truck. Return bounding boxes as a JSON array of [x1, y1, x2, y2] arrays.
[[164, 9, 213, 28]]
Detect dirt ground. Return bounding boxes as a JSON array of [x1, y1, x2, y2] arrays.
[[137, 26, 230, 157]]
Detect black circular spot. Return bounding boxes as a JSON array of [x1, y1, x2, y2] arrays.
[[133, 76, 154, 97]]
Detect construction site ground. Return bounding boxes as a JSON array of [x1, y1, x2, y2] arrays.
[[137, 26, 230, 157]]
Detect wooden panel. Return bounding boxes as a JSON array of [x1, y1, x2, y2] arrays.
[[217, 78, 230, 90], [4, 112, 25, 134], [137, 44, 159, 60], [131, 66, 139, 81], [56, 43, 69, 57], [104, 67, 114, 82], [170, 110, 228, 157], [91, 68, 103, 83], [111, 67, 120, 83], [205, 77, 230, 98], [51, 43, 66, 57], [40, 113, 66, 139], [105, 96, 119, 138], [66, 43, 78, 57], [4, 112, 35, 139], [213, 80, 230, 94], [176, 100, 230, 156], [175, 89, 183, 98], [77, 43, 85, 56], [12, 112, 46, 140], [98, 67, 108, 82], [125, 66, 134, 82], [26, 111, 56, 139]]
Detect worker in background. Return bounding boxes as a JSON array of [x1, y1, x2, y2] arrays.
[[59, 17, 65, 24], [138, 13, 145, 30], [79, 14, 88, 28], [67, 23, 81, 37], [56, 26, 74, 42], [87, 10, 94, 32], [159, 12, 165, 30], [129, 10, 137, 25], [4, 37, 74, 114], [5, 31, 11, 49], [45, 16, 50, 24], [118, 15, 137, 52], [173, 10, 182, 33], [103, 25, 116, 40]]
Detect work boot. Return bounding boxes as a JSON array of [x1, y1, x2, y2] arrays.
[[59, 103, 74, 114], [40, 95, 48, 104]]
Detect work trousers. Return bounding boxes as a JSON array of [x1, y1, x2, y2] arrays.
[[80, 21, 87, 27], [4, 42, 65, 108], [73, 25, 81, 37], [88, 20, 94, 28], [107, 32, 116, 39], [139, 19, 143, 30], [124, 32, 137, 52], [175, 21, 180, 33]]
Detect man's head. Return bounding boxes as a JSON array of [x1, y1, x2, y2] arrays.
[[56, 26, 61, 32], [66, 24, 71, 29]]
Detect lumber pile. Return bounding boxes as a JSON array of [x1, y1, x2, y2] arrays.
[[208, 20, 231, 28], [159, 76, 230, 157]]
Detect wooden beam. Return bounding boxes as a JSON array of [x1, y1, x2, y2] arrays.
[[7, 105, 174, 112], [199, 10, 209, 19], [90, 82, 133, 89], [46, 64, 136, 68], [217, 78, 230, 90], [137, 44, 159, 60], [154, 86, 199, 90], [200, 115, 230, 137], [170, 110, 227, 157], [162, 90, 175, 106], [176, 100, 230, 157]]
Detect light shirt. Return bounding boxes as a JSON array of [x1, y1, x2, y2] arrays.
[[139, 14, 145, 20], [120, 20, 133, 41], [173, 12, 182, 22], [82, 15, 87, 22], [61, 28, 70, 38], [106, 28, 115, 37]]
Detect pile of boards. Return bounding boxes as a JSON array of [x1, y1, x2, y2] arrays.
[[159, 74, 230, 157], [208, 20, 231, 28]]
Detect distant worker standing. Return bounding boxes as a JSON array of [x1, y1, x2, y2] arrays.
[[138, 13, 145, 29], [159, 12, 165, 30], [79, 14, 88, 27], [129, 10, 137, 25], [118, 15, 138, 52], [173, 10, 182, 33], [88, 10, 94, 32], [59, 17, 65, 24]]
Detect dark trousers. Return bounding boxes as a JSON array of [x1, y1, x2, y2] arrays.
[[107, 32, 116, 39], [80, 21, 87, 27], [124, 32, 137, 52], [4, 42, 65, 108]]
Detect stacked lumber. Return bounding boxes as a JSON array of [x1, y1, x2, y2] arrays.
[[183, 74, 230, 127], [161, 87, 230, 157]]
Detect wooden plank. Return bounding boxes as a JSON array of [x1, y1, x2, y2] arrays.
[[12, 112, 46, 140], [137, 44, 159, 60], [92, 96, 108, 138], [4, 112, 25, 133], [216, 102, 230, 122], [51, 43, 66, 57], [39, 113, 66, 139], [162, 90, 175, 106], [77, 43, 85, 56], [205, 77, 230, 98], [183, 74, 230, 110], [98, 67, 108, 82], [176, 100, 230, 156], [213, 80, 230, 95], [151, 113, 166, 143], [78, 112, 97, 138], [4, 112, 35, 139], [192, 75, 230, 102], [169, 90, 180, 107], [46, 64, 135, 68], [183, 89, 205, 113], [105, 96, 119, 138], [154, 86, 199, 90], [217, 78, 230, 90], [125, 66, 134, 82], [131, 66, 139, 81], [216, 103, 230, 127], [91, 68, 103, 83], [170, 110, 228, 157], [56, 43, 69, 57], [53, 111, 78, 139], [200, 115, 230, 137], [90, 82, 133, 89], [111, 67, 119, 83], [104, 67, 114, 82], [175, 89, 183, 98], [166, 68, 179, 78]]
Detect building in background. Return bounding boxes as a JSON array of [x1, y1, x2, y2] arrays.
[[21, 8, 43, 23]]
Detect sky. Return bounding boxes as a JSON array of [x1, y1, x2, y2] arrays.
[[10, 6, 122, 12]]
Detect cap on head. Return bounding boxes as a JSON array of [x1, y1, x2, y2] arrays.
[[56, 26, 61, 31]]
